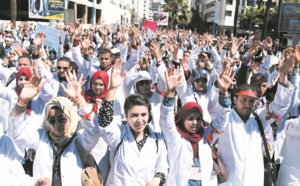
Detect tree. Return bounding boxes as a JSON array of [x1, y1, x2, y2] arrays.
[[233, 0, 240, 36], [11, 0, 17, 28], [262, 0, 272, 40], [161, 0, 191, 29]]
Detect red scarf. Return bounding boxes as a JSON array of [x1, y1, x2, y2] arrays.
[[16, 67, 33, 115], [175, 102, 204, 160], [82, 70, 109, 112]]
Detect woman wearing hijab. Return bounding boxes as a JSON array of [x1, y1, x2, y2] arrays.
[[160, 67, 232, 185], [81, 70, 111, 182], [81, 70, 109, 113], [0, 66, 53, 132], [8, 71, 100, 185]]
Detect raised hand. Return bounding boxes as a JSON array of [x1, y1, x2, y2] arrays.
[[32, 60, 40, 78], [165, 66, 182, 94], [34, 32, 46, 47], [19, 76, 48, 103], [13, 43, 23, 56], [109, 59, 126, 89], [81, 34, 91, 50], [217, 58, 235, 95], [295, 45, 300, 64], [150, 40, 161, 61], [278, 51, 295, 86], [35, 177, 50, 186], [61, 70, 83, 102]]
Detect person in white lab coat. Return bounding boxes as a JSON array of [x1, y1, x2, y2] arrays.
[[211, 55, 295, 186], [98, 64, 168, 186], [160, 65, 232, 186], [8, 71, 100, 186], [277, 113, 300, 185], [0, 135, 50, 186]]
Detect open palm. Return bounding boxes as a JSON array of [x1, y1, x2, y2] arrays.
[[61, 71, 83, 101]]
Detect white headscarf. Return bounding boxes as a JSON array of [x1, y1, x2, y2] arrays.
[[43, 97, 81, 146]]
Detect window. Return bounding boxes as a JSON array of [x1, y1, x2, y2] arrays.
[[226, 0, 233, 5], [225, 11, 232, 16]]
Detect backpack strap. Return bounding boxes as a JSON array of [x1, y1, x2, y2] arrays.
[[252, 112, 272, 163], [154, 132, 158, 154], [75, 139, 90, 167], [114, 138, 124, 158]]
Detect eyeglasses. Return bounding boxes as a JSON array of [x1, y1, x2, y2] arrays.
[[92, 82, 105, 87], [57, 66, 69, 70], [48, 116, 68, 125], [137, 80, 150, 86], [194, 78, 207, 84]]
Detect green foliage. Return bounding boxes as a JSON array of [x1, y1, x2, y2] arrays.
[[239, 5, 278, 31], [161, 0, 191, 29]]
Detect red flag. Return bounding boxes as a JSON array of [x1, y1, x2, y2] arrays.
[[143, 20, 157, 33]]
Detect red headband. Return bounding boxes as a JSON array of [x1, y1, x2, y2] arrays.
[[236, 90, 258, 99]]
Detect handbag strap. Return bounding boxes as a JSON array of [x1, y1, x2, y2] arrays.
[[206, 138, 219, 159], [252, 111, 272, 163], [75, 139, 89, 166]]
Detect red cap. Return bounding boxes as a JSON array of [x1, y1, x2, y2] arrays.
[[236, 90, 258, 99]]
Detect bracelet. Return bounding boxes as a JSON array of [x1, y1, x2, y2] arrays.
[[17, 97, 28, 106]]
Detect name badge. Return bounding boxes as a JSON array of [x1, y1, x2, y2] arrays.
[[189, 166, 202, 180]]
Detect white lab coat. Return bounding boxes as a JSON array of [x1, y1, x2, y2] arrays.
[[160, 101, 231, 186], [212, 82, 294, 186], [277, 117, 300, 185], [99, 120, 169, 186], [0, 135, 37, 186], [8, 107, 100, 185]]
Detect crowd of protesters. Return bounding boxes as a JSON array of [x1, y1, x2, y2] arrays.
[[0, 19, 300, 186]]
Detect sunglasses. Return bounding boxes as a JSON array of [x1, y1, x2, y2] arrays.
[[57, 66, 69, 70], [137, 80, 150, 86], [194, 78, 207, 83], [48, 116, 68, 125]]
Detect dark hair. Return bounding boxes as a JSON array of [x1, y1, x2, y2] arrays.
[[57, 57, 72, 66], [98, 48, 111, 56], [88, 46, 95, 51], [18, 54, 33, 66], [250, 73, 267, 85], [124, 94, 152, 123]]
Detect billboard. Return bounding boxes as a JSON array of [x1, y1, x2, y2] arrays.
[[153, 11, 169, 26], [279, 3, 300, 33], [29, 0, 65, 20]]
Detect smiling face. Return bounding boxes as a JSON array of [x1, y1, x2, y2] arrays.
[[184, 112, 203, 134], [48, 108, 71, 137], [91, 78, 105, 95], [126, 105, 149, 137]]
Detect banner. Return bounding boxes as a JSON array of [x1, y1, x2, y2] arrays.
[[143, 20, 157, 38], [36, 23, 66, 52], [29, 0, 65, 20], [152, 11, 169, 26], [279, 3, 300, 33]]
